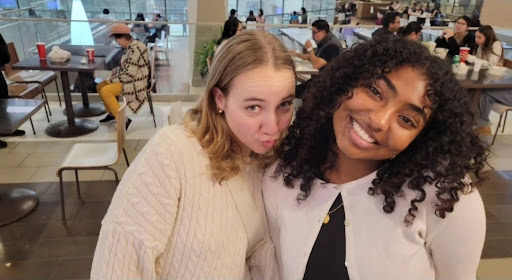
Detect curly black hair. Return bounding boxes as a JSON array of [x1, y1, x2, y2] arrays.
[[275, 36, 489, 225]]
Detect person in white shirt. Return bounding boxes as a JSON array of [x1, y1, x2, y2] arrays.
[[461, 25, 504, 68], [91, 31, 296, 279], [460, 25, 509, 135], [263, 36, 488, 280]]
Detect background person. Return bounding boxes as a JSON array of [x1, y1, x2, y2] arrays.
[[435, 15, 476, 56], [398, 21, 423, 41], [96, 24, 150, 130]]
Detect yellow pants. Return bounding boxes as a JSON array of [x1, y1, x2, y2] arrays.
[[97, 81, 123, 119]]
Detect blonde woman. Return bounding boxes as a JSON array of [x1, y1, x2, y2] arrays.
[[90, 30, 296, 279]]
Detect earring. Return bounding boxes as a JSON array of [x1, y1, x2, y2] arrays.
[[218, 109, 224, 114]]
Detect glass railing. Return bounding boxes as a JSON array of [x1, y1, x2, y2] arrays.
[[1, 15, 511, 97]]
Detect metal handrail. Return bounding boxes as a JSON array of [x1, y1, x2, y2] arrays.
[[0, 16, 486, 30]]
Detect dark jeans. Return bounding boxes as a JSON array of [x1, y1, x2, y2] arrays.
[[0, 73, 8, 99]]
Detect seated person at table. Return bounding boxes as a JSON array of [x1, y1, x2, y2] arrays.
[[372, 11, 401, 39], [398, 21, 423, 41], [97, 24, 150, 129], [290, 11, 299, 24], [246, 10, 257, 22], [152, 13, 168, 39], [435, 15, 475, 56], [290, 19, 343, 70], [464, 25, 508, 134], [215, 18, 242, 56], [132, 12, 149, 31], [290, 19, 344, 98]]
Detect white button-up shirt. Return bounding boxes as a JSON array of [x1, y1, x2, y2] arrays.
[[262, 164, 485, 280]]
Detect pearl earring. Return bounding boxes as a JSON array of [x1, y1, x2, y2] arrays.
[[218, 109, 224, 114]]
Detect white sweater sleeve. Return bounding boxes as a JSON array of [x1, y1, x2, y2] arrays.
[[426, 188, 486, 280], [487, 41, 504, 67], [467, 41, 503, 68], [90, 129, 182, 279]]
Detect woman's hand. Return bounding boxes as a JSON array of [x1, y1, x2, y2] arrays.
[[460, 52, 469, 62], [443, 29, 454, 39]]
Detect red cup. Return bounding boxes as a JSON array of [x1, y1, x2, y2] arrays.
[[36, 42, 46, 60], [459, 47, 470, 63], [86, 48, 95, 61]]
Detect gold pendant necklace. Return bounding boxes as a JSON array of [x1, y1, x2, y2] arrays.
[[323, 202, 344, 224]]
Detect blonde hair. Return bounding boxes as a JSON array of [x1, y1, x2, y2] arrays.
[[185, 30, 296, 182]]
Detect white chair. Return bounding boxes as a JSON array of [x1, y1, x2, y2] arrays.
[[56, 96, 130, 223], [409, 15, 418, 22], [490, 103, 512, 145], [155, 30, 170, 64], [489, 59, 512, 145], [246, 21, 257, 30]]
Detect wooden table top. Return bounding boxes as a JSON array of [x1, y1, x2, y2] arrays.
[[456, 68, 512, 89], [294, 57, 319, 75], [12, 56, 105, 73], [0, 99, 46, 134], [46, 44, 118, 58]]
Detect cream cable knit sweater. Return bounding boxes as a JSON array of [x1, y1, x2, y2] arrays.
[[90, 125, 279, 279]]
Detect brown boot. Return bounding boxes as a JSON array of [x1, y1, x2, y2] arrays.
[[475, 126, 492, 135]]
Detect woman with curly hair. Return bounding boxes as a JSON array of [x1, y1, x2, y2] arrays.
[[263, 36, 488, 279]]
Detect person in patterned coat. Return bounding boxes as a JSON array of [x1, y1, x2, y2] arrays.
[[97, 23, 150, 129]]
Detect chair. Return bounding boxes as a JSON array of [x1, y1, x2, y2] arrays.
[[489, 59, 512, 145], [490, 103, 512, 145], [9, 82, 50, 124], [246, 21, 257, 30], [153, 31, 170, 64], [4, 42, 62, 108], [8, 83, 49, 134], [146, 47, 157, 127], [56, 96, 130, 223]]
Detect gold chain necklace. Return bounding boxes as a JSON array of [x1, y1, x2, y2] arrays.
[[323, 202, 344, 224]]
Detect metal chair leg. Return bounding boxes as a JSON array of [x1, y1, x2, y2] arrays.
[[75, 170, 81, 198], [54, 79, 62, 107], [147, 92, 156, 127], [502, 110, 509, 133], [491, 114, 503, 145], [29, 118, 36, 134], [40, 85, 52, 116], [107, 167, 120, 185], [123, 148, 130, 167], [58, 170, 67, 224], [42, 101, 50, 122]]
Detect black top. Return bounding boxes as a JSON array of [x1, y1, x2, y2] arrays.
[[315, 33, 343, 66], [372, 27, 394, 39], [246, 15, 257, 22], [303, 194, 350, 280], [435, 32, 476, 56], [0, 33, 10, 66]]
